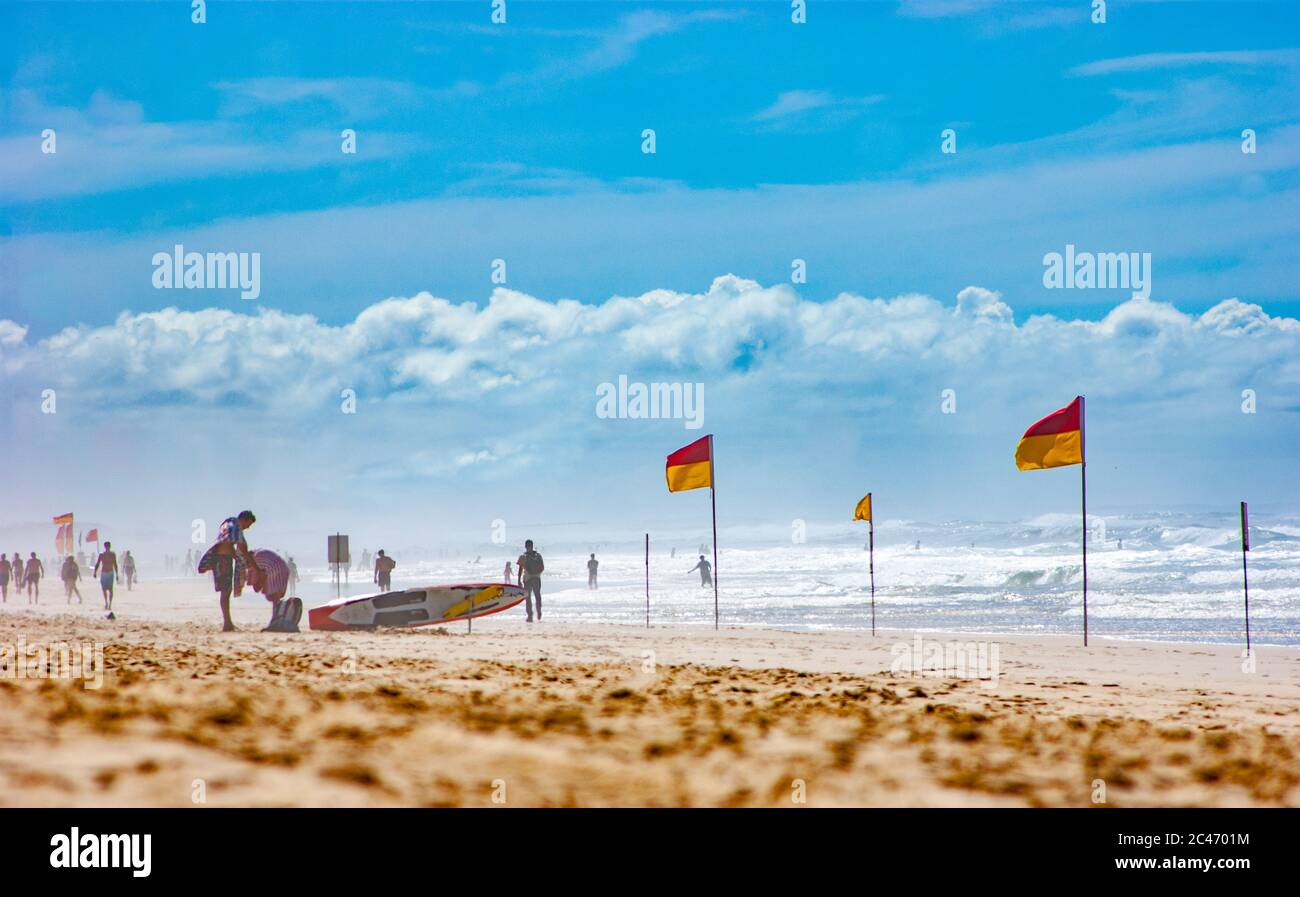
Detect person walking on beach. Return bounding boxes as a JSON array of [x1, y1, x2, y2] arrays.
[[689, 555, 712, 588], [360, 548, 371, 574], [374, 549, 396, 591], [61, 554, 83, 604], [25, 552, 44, 603], [122, 550, 137, 590], [516, 539, 544, 622], [503, 560, 513, 583], [11, 553, 25, 596], [94, 542, 118, 617], [0, 553, 10, 602], [287, 556, 299, 593], [587, 553, 599, 590]]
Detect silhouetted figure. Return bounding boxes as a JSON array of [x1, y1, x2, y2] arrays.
[[25, 552, 44, 603], [123, 551, 137, 590], [288, 556, 299, 592], [503, 561, 513, 582], [0, 554, 10, 602], [587, 553, 599, 589], [374, 549, 396, 591], [689, 555, 712, 587], [61, 555, 83, 604], [516, 539, 545, 622]]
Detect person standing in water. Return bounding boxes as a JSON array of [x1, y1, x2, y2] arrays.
[[503, 560, 513, 582], [516, 539, 544, 622], [94, 542, 119, 617], [61, 554, 83, 604], [122, 550, 137, 590], [587, 553, 599, 590], [25, 552, 44, 603], [688, 555, 712, 587], [374, 549, 396, 591]]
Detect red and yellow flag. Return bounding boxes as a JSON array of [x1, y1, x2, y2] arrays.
[[1015, 396, 1084, 471], [53, 513, 73, 525], [666, 435, 713, 493]]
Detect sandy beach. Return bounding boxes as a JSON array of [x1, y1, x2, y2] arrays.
[[0, 580, 1295, 808]]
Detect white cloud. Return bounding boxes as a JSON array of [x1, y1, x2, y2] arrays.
[[1071, 49, 1300, 78], [5, 278, 1297, 418]]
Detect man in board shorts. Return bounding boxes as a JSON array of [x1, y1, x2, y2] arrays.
[[94, 542, 118, 617], [198, 510, 260, 632], [373, 549, 396, 591], [25, 552, 44, 602], [516, 539, 544, 622]]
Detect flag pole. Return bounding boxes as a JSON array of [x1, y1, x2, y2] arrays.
[[1241, 501, 1251, 654], [645, 532, 650, 629], [709, 435, 719, 631], [868, 495, 876, 637], [1080, 395, 1088, 647]]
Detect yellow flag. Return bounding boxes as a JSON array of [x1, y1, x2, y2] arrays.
[[854, 493, 872, 522]]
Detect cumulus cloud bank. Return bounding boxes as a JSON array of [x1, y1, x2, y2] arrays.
[[3, 275, 1297, 415], [2, 276, 1297, 537]]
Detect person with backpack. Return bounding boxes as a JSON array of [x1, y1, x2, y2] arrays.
[[516, 539, 545, 622], [374, 549, 396, 591], [61, 554, 83, 604], [244, 548, 301, 632]]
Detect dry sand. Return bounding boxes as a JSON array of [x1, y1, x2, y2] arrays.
[[0, 580, 1297, 807]]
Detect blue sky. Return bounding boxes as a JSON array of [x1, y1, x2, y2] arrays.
[[1, 1, 1298, 552]]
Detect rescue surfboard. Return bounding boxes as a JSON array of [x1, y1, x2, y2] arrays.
[[308, 582, 527, 631]]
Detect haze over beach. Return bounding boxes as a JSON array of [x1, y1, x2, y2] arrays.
[[1, 0, 1299, 824]]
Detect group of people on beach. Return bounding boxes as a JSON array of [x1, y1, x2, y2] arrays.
[[0, 547, 135, 612]]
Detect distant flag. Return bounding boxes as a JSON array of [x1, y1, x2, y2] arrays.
[[665, 434, 719, 629], [853, 493, 876, 635], [1016, 395, 1089, 645], [853, 494, 872, 522], [665, 435, 713, 493], [85, 528, 99, 543], [1015, 396, 1083, 470], [53, 514, 73, 555]]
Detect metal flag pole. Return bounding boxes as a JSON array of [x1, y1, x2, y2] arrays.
[[868, 494, 876, 637], [1241, 500, 1251, 653], [1080, 395, 1088, 648], [709, 435, 719, 631], [645, 533, 650, 629]]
